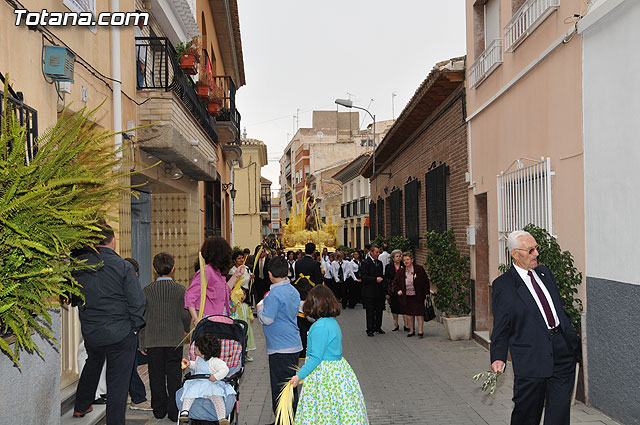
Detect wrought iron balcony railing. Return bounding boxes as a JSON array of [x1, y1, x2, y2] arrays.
[[469, 38, 503, 88], [504, 0, 560, 52], [135, 36, 218, 143], [0, 74, 38, 164]]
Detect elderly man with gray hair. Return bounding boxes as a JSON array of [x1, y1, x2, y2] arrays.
[[490, 230, 581, 425]]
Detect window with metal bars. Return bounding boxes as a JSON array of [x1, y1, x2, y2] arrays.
[[0, 75, 38, 164], [497, 157, 553, 265], [425, 164, 447, 233], [369, 201, 376, 240], [389, 189, 402, 236], [376, 197, 385, 236], [404, 178, 420, 244]]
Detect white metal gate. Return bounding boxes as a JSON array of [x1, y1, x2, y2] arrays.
[[497, 157, 553, 265]]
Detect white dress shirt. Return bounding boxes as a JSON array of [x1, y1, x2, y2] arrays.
[[323, 260, 335, 279], [378, 251, 390, 267], [513, 264, 560, 329]]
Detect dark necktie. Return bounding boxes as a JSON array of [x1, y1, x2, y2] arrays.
[[527, 270, 556, 328], [338, 262, 344, 282]]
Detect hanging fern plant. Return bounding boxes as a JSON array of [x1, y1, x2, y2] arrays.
[[0, 80, 135, 365]]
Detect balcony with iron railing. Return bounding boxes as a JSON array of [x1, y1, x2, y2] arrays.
[[203, 51, 241, 143], [0, 74, 38, 164], [469, 38, 503, 88], [504, 0, 560, 52], [135, 36, 222, 180], [261, 196, 271, 213]]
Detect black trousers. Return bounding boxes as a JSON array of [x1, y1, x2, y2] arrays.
[[333, 279, 346, 307], [268, 352, 299, 415], [345, 278, 359, 308], [362, 295, 385, 332], [147, 346, 183, 421], [511, 331, 577, 425], [75, 332, 137, 425]]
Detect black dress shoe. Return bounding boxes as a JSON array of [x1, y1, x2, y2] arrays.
[[93, 396, 107, 405], [366, 330, 375, 337], [418, 333, 424, 339], [407, 332, 415, 337], [404, 326, 410, 332], [376, 329, 386, 334], [392, 326, 400, 331]]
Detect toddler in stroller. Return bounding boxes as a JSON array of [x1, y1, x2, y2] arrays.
[[176, 315, 247, 425]]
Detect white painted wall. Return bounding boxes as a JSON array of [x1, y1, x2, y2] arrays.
[[581, 0, 640, 285]]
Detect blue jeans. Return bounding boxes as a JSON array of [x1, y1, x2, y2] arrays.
[[129, 350, 147, 404]]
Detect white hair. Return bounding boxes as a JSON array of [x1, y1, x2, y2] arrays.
[[506, 230, 533, 252]]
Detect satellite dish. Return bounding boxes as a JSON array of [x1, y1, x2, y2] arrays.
[[317, 131, 324, 139]]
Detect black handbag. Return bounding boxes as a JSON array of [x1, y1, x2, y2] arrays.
[[424, 296, 436, 322]]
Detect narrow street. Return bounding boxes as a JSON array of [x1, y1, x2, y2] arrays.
[[124, 308, 618, 425]]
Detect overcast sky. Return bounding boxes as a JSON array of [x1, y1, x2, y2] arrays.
[[235, 1, 467, 192]]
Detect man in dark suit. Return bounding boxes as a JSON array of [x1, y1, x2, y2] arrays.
[[491, 230, 581, 425], [293, 242, 323, 286], [360, 244, 386, 337], [252, 247, 271, 302]]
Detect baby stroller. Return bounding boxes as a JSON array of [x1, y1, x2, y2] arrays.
[[176, 315, 248, 425]]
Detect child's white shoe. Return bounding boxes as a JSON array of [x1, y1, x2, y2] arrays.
[[246, 355, 254, 362], [178, 410, 189, 422]]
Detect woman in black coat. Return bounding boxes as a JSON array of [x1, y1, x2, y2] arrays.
[[393, 251, 430, 338], [384, 249, 407, 331]]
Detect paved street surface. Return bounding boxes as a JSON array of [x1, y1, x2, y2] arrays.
[[123, 307, 619, 425]]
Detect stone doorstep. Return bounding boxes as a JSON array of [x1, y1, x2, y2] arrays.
[[61, 403, 106, 425], [473, 330, 491, 350]]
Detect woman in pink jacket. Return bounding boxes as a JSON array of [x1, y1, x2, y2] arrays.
[[185, 236, 245, 325]]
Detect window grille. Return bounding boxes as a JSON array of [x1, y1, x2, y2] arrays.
[[376, 198, 385, 236], [369, 201, 376, 240], [389, 189, 402, 236], [343, 227, 348, 247], [497, 157, 553, 265], [425, 164, 447, 233], [404, 178, 420, 244]]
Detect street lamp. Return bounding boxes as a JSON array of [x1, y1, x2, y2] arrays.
[[334, 99, 390, 178]]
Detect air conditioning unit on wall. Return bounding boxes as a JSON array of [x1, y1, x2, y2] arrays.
[[44, 46, 75, 81]]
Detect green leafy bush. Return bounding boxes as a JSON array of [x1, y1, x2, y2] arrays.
[[336, 245, 354, 255], [500, 224, 584, 332], [424, 229, 471, 317], [0, 87, 134, 365], [372, 235, 413, 253]]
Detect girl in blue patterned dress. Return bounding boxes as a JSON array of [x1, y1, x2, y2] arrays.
[[179, 334, 236, 423], [289, 285, 369, 424]]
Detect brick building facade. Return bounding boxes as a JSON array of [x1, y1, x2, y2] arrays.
[[362, 57, 468, 268]]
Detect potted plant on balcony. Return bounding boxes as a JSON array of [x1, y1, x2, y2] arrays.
[[176, 36, 200, 75], [207, 83, 224, 116], [195, 66, 213, 100], [424, 228, 472, 341]]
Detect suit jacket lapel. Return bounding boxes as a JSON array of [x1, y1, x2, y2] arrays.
[[510, 266, 549, 332]]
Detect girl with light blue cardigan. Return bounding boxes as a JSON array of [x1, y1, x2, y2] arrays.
[[289, 285, 368, 425]]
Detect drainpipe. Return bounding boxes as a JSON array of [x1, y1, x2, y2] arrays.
[[111, 0, 123, 169], [230, 162, 236, 246]]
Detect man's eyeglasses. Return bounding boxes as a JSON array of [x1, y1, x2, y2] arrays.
[[515, 246, 540, 255]]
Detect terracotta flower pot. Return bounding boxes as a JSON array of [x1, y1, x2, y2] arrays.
[[208, 102, 220, 115], [180, 53, 197, 75], [196, 83, 209, 99]]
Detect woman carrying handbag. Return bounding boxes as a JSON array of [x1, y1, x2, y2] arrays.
[[392, 252, 430, 338]]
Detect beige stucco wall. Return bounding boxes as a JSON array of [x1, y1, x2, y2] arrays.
[[0, 0, 138, 250], [465, 0, 586, 303], [233, 141, 267, 249]]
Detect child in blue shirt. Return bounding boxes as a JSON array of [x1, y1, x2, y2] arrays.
[[257, 256, 302, 418], [289, 285, 368, 425]]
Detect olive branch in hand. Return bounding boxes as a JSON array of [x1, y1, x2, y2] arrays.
[[473, 370, 503, 395]]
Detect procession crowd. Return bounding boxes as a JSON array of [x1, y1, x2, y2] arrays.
[[68, 221, 580, 425]]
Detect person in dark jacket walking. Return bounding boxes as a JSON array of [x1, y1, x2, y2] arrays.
[[139, 253, 191, 422], [294, 242, 323, 286], [360, 244, 386, 336], [72, 223, 146, 425]]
